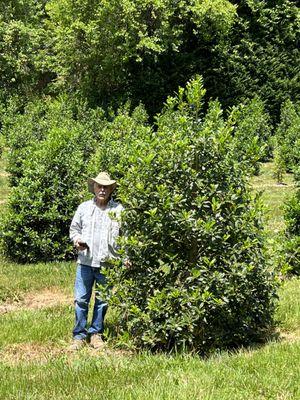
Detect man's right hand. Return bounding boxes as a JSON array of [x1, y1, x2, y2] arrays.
[[75, 239, 89, 251]]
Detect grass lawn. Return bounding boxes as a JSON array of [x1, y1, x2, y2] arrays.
[[251, 162, 295, 236], [0, 157, 299, 399]]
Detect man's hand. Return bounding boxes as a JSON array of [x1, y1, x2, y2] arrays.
[[75, 239, 89, 251]]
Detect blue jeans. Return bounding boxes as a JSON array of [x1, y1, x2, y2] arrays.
[[73, 264, 108, 340]]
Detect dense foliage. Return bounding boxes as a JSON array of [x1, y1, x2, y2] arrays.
[[45, 0, 237, 113], [99, 78, 276, 352], [275, 100, 300, 173], [0, 96, 105, 262], [283, 169, 300, 275], [229, 96, 272, 175], [0, 78, 277, 352], [212, 0, 300, 121], [279, 100, 300, 275], [0, 1, 52, 99], [0, 127, 85, 262], [0, 0, 298, 120]]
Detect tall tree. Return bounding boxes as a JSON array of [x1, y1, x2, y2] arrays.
[[46, 0, 237, 112], [0, 1, 53, 100]]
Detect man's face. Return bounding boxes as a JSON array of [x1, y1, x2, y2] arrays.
[[94, 183, 114, 205]]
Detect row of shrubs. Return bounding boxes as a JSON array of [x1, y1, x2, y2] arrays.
[[0, 86, 275, 263], [0, 81, 298, 350]]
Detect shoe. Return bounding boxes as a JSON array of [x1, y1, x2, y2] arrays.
[[90, 334, 105, 350], [69, 339, 86, 351]]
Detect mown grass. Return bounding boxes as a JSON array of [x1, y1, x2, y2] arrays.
[[251, 162, 295, 236], [276, 278, 300, 333], [0, 305, 73, 346], [0, 156, 299, 399], [0, 337, 299, 399], [0, 259, 74, 302]]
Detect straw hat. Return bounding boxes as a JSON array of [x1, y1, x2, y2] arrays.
[[87, 172, 117, 194]]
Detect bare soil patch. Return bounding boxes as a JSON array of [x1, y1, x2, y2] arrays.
[[0, 287, 73, 315]]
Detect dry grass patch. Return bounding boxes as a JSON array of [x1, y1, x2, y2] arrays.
[[1, 341, 132, 366], [279, 329, 300, 344], [0, 343, 64, 365], [0, 287, 73, 315]]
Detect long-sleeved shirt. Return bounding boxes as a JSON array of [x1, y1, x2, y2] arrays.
[[70, 198, 124, 267]]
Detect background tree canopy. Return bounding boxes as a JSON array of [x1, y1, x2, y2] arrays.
[[0, 0, 298, 119]]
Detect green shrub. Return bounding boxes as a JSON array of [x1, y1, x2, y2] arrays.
[[0, 133, 5, 156], [101, 77, 277, 353], [0, 127, 87, 262], [283, 176, 300, 275], [3, 95, 104, 186], [281, 236, 300, 276], [285, 189, 300, 237], [87, 103, 150, 186], [275, 100, 300, 173], [3, 98, 48, 186], [0, 100, 143, 263], [228, 96, 272, 175], [273, 143, 286, 185], [213, 0, 299, 124]]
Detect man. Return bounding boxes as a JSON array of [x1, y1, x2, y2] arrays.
[[69, 171, 123, 350]]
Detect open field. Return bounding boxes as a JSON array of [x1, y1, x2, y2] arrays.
[[0, 156, 299, 399]]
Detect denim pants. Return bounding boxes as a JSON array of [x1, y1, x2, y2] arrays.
[[73, 264, 108, 340]]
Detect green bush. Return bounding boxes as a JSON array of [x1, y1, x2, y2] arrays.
[[101, 77, 277, 353], [283, 174, 300, 275], [281, 236, 300, 276], [285, 188, 300, 237], [0, 99, 144, 263], [228, 96, 272, 175], [87, 103, 150, 185], [0, 133, 5, 156], [0, 1, 53, 101], [3, 98, 49, 186], [213, 0, 299, 123], [272, 142, 286, 185], [275, 100, 300, 173], [2, 95, 104, 186], [0, 126, 88, 262]]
